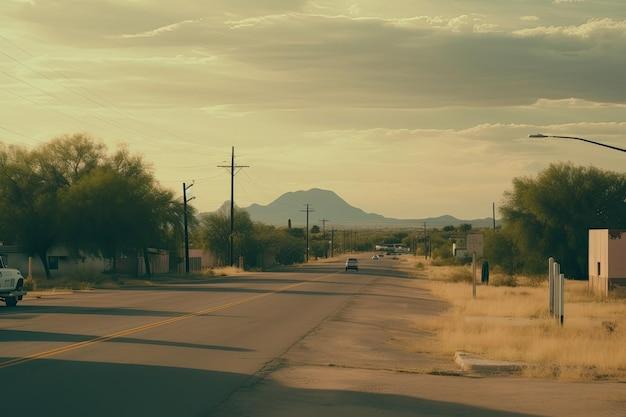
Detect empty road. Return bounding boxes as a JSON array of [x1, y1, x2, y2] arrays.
[[1, 255, 624, 416]]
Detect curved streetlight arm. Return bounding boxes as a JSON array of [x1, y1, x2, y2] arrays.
[[529, 134, 626, 153]]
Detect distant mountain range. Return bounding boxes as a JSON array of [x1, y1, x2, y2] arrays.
[[234, 188, 496, 229]]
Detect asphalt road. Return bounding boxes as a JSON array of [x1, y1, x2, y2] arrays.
[[1, 255, 624, 417], [0, 255, 389, 416]]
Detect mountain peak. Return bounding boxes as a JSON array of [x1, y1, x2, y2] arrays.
[[240, 188, 495, 228]]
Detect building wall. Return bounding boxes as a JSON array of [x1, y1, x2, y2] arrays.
[[1, 249, 108, 279], [607, 230, 626, 279], [588, 229, 609, 296]]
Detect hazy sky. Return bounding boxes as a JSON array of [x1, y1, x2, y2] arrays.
[[1, 0, 625, 219]]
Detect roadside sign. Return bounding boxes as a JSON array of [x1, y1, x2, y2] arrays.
[[466, 233, 484, 257]]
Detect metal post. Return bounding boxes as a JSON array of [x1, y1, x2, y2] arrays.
[[559, 273, 565, 326], [548, 257, 554, 315], [552, 262, 560, 318], [28, 256, 32, 279], [472, 252, 477, 299]]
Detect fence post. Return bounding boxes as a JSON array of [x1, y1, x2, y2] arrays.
[[553, 262, 560, 318], [548, 257, 554, 315], [559, 273, 565, 326], [472, 252, 477, 299]]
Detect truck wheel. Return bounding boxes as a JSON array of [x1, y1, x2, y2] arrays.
[[5, 297, 17, 307]]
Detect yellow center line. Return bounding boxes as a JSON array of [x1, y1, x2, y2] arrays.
[[0, 272, 336, 369]]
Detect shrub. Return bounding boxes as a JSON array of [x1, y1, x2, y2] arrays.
[[491, 274, 518, 287]]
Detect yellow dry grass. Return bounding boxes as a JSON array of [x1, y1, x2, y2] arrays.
[[208, 266, 245, 276], [414, 262, 626, 380]]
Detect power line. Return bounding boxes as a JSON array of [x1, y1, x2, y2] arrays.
[[0, 42, 204, 146], [0, 69, 154, 141]]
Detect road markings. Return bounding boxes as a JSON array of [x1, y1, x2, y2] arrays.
[[0, 272, 336, 369]]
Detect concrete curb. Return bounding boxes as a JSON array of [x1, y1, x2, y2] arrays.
[[455, 351, 524, 375]]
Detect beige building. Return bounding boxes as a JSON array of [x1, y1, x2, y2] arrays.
[[588, 229, 626, 296]]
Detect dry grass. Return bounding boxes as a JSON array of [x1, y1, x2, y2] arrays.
[[207, 266, 245, 276], [413, 261, 626, 380]]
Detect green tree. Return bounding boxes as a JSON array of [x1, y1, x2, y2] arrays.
[[199, 206, 254, 266], [500, 163, 626, 276], [61, 163, 184, 275], [0, 134, 105, 277]]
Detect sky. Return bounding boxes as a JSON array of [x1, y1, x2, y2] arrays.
[[1, 0, 625, 219]]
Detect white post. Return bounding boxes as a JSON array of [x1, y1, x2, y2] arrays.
[[472, 252, 477, 299], [552, 262, 560, 318], [559, 273, 565, 326], [548, 257, 554, 315]]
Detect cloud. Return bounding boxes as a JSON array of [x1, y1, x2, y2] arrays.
[[119, 19, 197, 39], [530, 98, 626, 109], [520, 16, 539, 22], [514, 18, 626, 38]]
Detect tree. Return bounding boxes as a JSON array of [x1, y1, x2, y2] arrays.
[[199, 206, 254, 266], [311, 225, 320, 234], [0, 134, 184, 278], [500, 163, 626, 276], [0, 144, 58, 277], [61, 163, 184, 275]]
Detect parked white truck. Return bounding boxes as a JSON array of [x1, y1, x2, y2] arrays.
[[0, 257, 26, 307]]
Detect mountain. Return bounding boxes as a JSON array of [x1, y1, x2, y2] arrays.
[[239, 188, 496, 229]]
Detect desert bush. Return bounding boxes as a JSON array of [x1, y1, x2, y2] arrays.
[[491, 274, 518, 287]]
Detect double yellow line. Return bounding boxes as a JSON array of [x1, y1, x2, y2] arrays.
[[0, 273, 334, 369]]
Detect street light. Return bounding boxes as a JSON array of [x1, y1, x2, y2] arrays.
[[529, 133, 626, 153]]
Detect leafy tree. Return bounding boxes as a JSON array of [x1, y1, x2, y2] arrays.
[[199, 206, 254, 266], [0, 134, 185, 277], [500, 163, 626, 276], [61, 163, 184, 275], [310, 225, 320, 234], [0, 145, 58, 277]]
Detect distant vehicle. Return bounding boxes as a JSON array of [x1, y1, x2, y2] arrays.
[[371, 255, 380, 260], [0, 257, 26, 307], [345, 258, 359, 271], [376, 244, 410, 253]]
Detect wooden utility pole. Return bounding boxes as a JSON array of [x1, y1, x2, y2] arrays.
[[218, 147, 249, 266], [320, 218, 329, 258], [183, 182, 195, 274], [300, 204, 314, 262], [492, 202, 496, 230]]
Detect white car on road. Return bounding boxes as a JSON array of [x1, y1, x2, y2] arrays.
[[345, 258, 359, 271], [0, 257, 26, 307]]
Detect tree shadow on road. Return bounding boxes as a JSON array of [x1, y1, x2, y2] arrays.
[[0, 329, 254, 353]]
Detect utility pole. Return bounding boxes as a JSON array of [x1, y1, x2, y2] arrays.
[[183, 182, 196, 274], [423, 222, 427, 259], [218, 147, 250, 266], [320, 219, 329, 240], [331, 229, 335, 258], [320, 218, 329, 258], [300, 204, 315, 262], [492, 202, 496, 230]]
